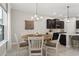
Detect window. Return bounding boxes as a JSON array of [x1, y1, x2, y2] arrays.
[[0, 7, 3, 24], [0, 6, 4, 41], [0, 25, 4, 41]]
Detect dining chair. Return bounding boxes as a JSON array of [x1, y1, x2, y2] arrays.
[[71, 36, 79, 48], [28, 36, 44, 56], [14, 34, 28, 55], [45, 33, 61, 56]]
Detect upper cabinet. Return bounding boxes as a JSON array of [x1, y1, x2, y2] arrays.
[[56, 21, 64, 29], [47, 19, 64, 29], [76, 20, 79, 29], [47, 19, 55, 29]]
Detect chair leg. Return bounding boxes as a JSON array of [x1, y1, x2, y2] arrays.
[[28, 48, 31, 56], [29, 51, 31, 56], [16, 47, 19, 56], [27, 48, 29, 56], [41, 50, 43, 56], [45, 46, 47, 56], [56, 49, 58, 56]]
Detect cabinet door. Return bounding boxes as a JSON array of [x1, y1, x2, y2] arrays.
[[47, 19, 56, 29], [47, 19, 52, 28], [51, 20, 56, 28], [60, 21, 64, 29], [56, 21, 64, 29], [56, 21, 60, 28]]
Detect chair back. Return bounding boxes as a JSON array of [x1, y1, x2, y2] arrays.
[[28, 36, 44, 49], [14, 33, 19, 47], [59, 34, 66, 46], [52, 33, 59, 40], [56, 34, 61, 48], [45, 33, 61, 56]]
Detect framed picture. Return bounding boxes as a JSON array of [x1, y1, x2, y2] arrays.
[[25, 20, 34, 30]]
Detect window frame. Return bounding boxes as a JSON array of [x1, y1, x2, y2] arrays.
[[0, 25, 4, 41], [0, 6, 3, 24], [0, 6, 5, 42]]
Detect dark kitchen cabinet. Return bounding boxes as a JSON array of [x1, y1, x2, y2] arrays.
[[56, 21, 64, 29], [76, 20, 79, 29], [47, 19, 64, 29], [47, 19, 55, 29]]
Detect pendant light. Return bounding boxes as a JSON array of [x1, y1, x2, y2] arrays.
[[31, 3, 43, 20], [67, 5, 70, 22]]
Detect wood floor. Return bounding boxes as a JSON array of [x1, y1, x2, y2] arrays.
[[6, 44, 79, 56]]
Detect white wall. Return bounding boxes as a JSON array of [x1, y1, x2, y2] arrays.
[[64, 17, 79, 33], [64, 18, 76, 34], [11, 9, 64, 43], [64, 18, 76, 48], [11, 9, 47, 43]]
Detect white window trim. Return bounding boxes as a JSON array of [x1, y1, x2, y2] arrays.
[[0, 39, 8, 47], [0, 3, 8, 13], [0, 4, 8, 46]]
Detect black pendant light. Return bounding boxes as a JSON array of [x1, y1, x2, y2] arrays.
[[67, 5, 70, 22]]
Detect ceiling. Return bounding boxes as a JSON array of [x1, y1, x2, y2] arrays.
[[11, 3, 79, 17]]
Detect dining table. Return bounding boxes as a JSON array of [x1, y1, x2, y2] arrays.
[[21, 33, 52, 41]]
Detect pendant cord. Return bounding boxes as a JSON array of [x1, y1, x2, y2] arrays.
[[35, 3, 38, 15], [67, 5, 70, 18]]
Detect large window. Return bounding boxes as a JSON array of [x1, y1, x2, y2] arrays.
[[0, 7, 3, 24], [0, 6, 4, 41]]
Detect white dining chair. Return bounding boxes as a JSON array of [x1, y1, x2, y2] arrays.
[[45, 34, 61, 56], [14, 34, 28, 56], [28, 36, 44, 56]]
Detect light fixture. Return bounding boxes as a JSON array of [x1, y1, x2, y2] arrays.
[[66, 5, 70, 22], [31, 3, 43, 20]]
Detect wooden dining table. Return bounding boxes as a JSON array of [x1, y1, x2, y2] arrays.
[[21, 34, 52, 41]]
